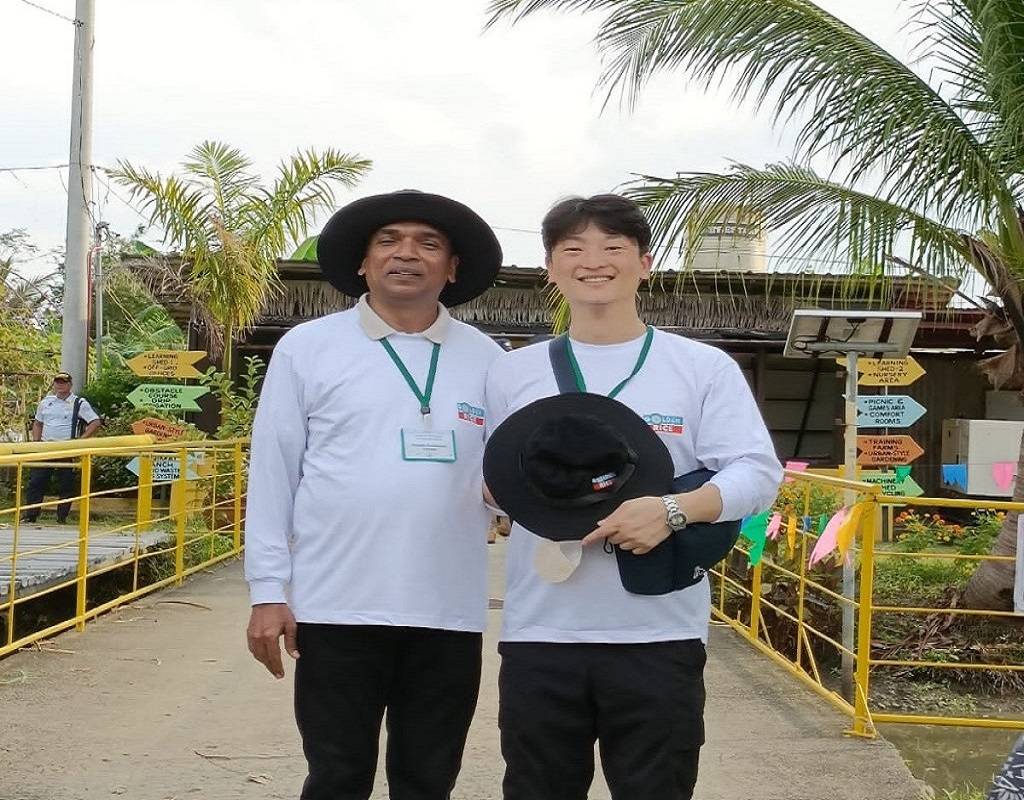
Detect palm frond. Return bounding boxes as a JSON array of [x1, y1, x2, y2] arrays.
[[252, 148, 371, 258], [488, 0, 1013, 231], [182, 140, 258, 228], [627, 162, 970, 281], [107, 162, 213, 252], [915, 1, 1024, 178]]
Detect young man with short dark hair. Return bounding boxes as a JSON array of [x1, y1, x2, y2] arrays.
[[484, 194, 783, 800], [244, 190, 504, 800]]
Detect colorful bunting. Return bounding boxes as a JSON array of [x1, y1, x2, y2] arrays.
[[809, 507, 850, 568], [784, 461, 809, 483], [942, 464, 968, 492], [894, 466, 912, 481], [740, 510, 772, 567], [765, 512, 783, 541], [992, 462, 1016, 492], [786, 515, 798, 555], [835, 502, 869, 559]]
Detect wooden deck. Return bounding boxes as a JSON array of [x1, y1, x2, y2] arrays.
[[0, 523, 172, 600]]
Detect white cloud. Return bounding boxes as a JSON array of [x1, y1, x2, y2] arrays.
[[1, 0, 917, 271]]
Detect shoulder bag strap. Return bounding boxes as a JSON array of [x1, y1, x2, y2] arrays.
[[547, 334, 579, 395], [70, 396, 83, 440]]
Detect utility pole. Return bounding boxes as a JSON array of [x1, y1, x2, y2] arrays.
[[60, 0, 95, 389]]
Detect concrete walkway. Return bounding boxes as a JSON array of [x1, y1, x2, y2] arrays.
[[0, 544, 926, 800]]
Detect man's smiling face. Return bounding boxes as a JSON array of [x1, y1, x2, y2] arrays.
[[546, 222, 652, 309], [359, 221, 458, 305]]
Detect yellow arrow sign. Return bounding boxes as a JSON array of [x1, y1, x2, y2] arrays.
[[857, 356, 926, 387], [126, 350, 206, 379]]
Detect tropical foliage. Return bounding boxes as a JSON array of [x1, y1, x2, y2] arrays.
[[108, 141, 371, 374], [0, 230, 61, 440], [489, 0, 1024, 609]]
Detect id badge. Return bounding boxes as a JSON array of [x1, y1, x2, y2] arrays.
[[401, 429, 457, 462]]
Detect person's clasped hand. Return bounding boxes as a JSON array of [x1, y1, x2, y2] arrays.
[[581, 496, 671, 555]]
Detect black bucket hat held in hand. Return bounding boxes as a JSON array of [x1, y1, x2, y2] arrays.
[[315, 190, 503, 307], [484, 393, 674, 542], [483, 393, 741, 595]]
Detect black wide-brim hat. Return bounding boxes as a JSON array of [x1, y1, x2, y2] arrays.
[[315, 190, 503, 307], [484, 393, 674, 541]]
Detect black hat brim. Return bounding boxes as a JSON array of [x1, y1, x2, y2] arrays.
[[315, 191, 503, 307], [484, 393, 674, 541]]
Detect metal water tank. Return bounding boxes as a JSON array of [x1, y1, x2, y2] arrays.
[[690, 211, 767, 272]]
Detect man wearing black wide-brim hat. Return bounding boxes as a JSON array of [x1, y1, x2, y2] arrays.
[[483, 194, 783, 800], [244, 190, 503, 799]]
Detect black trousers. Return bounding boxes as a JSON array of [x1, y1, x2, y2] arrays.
[[24, 466, 77, 521], [499, 639, 706, 800], [294, 623, 482, 800]]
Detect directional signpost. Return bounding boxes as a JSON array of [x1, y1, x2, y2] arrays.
[[857, 356, 926, 387], [127, 384, 209, 412], [859, 468, 925, 497], [131, 417, 188, 442], [126, 454, 201, 482], [856, 395, 927, 428], [126, 350, 206, 379], [856, 434, 925, 466]]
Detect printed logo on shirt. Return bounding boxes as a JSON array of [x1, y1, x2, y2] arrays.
[[644, 413, 685, 435], [457, 402, 486, 427], [591, 471, 617, 492]]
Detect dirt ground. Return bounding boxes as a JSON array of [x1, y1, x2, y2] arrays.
[[0, 548, 927, 800]]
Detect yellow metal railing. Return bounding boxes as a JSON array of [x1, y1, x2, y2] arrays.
[[0, 437, 248, 658], [713, 469, 1024, 736]]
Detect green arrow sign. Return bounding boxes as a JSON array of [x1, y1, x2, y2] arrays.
[[860, 469, 924, 497], [127, 384, 209, 412]]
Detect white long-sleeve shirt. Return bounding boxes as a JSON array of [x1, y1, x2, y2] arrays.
[[484, 328, 783, 644], [244, 296, 503, 632]]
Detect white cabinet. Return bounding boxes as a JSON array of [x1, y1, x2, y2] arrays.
[[941, 419, 1024, 497]]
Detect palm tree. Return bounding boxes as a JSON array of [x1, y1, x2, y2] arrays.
[[488, 0, 1024, 610], [109, 141, 371, 376]]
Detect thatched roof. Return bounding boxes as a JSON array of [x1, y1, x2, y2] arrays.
[[260, 276, 799, 334], [125, 256, 974, 345]]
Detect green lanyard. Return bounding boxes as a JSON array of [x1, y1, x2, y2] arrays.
[[380, 339, 440, 416], [565, 326, 654, 399]]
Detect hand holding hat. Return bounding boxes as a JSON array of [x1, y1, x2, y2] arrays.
[[582, 495, 673, 555]]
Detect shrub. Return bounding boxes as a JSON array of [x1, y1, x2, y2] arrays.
[[773, 478, 842, 517]]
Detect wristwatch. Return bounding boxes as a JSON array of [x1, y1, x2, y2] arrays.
[[661, 495, 688, 531]]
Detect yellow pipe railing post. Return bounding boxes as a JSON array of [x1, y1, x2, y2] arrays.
[[6, 463, 24, 647], [233, 441, 243, 552], [75, 455, 92, 632], [133, 454, 153, 593], [209, 447, 218, 561], [853, 500, 879, 738], [795, 483, 812, 672], [174, 448, 187, 584], [749, 560, 763, 639]]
